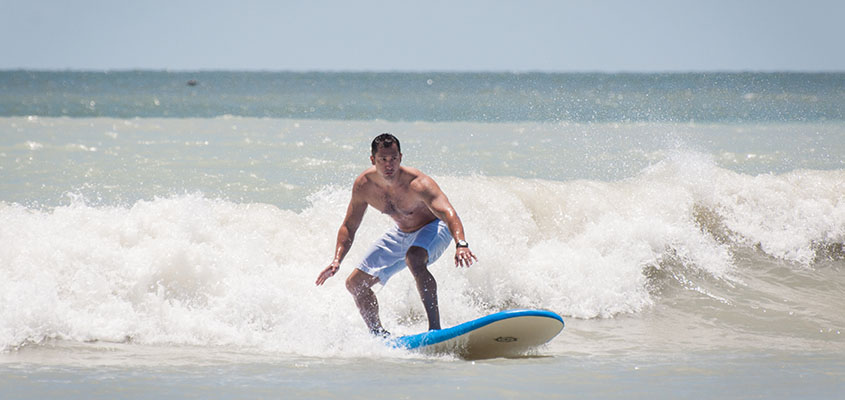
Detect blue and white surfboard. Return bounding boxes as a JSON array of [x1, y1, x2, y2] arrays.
[[389, 309, 564, 359]]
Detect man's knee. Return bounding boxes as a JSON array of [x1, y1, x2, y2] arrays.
[[406, 246, 429, 274], [346, 269, 376, 295]]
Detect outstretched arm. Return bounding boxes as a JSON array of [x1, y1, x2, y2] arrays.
[[315, 182, 368, 285], [416, 177, 477, 267]]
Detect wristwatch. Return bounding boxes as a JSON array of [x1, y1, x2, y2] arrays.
[[456, 240, 469, 248]]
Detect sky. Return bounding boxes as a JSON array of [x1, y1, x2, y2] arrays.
[[2, 0, 844, 72]]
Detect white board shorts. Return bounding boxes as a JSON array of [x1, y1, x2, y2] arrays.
[[357, 219, 453, 285]]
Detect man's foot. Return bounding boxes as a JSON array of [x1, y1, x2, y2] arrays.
[[371, 327, 391, 338]]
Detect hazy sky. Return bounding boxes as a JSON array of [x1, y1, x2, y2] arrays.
[[2, 0, 843, 72]]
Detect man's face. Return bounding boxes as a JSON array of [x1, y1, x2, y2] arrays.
[[370, 144, 402, 179]]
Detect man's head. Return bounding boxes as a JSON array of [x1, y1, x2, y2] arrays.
[[370, 133, 402, 179], [371, 133, 401, 156]]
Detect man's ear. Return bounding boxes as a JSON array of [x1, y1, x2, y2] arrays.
[[370, 155, 375, 165]]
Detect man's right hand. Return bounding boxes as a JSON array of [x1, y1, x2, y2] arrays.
[[315, 261, 340, 286]]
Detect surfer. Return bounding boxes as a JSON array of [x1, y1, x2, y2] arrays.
[[315, 133, 477, 335]]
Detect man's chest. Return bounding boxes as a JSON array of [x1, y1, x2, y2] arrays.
[[368, 190, 423, 217]]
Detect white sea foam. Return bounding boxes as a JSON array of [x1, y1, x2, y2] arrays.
[[2, 154, 843, 355]]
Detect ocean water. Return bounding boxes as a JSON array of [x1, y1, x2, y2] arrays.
[[1, 71, 844, 398]]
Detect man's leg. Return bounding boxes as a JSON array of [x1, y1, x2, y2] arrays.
[[345, 269, 388, 335], [406, 246, 441, 331]]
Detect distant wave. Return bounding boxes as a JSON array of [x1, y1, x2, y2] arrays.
[[2, 71, 843, 121]]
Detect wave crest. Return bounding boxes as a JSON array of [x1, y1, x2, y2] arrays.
[[2, 155, 843, 353]]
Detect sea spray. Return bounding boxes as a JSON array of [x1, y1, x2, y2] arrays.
[[3, 155, 843, 355]]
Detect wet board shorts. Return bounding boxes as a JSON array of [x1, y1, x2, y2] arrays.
[[357, 219, 453, 285]]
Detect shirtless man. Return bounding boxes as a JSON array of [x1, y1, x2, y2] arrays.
[[315, 133, 477, 335]]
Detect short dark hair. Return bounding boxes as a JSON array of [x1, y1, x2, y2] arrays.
[[371, 133, 401, 156]]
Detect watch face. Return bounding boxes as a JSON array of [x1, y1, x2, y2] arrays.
[[456, 240, 469, 248]]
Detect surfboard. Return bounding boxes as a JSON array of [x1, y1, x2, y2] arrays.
[[389, 309, 564, 360]]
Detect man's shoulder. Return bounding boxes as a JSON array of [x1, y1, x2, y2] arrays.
[[401, 166, 424, 177], [404, 168, 440, 192], [352, 167, 381, 195]]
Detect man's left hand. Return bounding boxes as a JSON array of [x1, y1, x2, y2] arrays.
[[455, 247, 477, 267]]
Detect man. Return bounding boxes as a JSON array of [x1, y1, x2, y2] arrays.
[[315, 133, 477, 335]]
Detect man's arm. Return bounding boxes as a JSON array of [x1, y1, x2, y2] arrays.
[[415, 177, 477, 267], [315, 180, 369, 285]]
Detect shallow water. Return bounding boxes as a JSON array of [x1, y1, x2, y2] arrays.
[[3, 344, 844, 399]]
